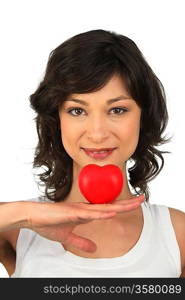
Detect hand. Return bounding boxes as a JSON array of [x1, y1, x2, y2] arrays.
[[26, 194, 145, 253]]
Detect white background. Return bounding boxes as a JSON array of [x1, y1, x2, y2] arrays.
[[0, 0, 184, 277]]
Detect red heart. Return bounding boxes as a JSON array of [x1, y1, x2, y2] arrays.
[[78, 164, 124, 204]]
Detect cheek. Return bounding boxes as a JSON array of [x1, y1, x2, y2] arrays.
[[61, 126, 75, 147], [60, 117, 81, 155], [119, 114, 140, 138], [60, 118, 70, 146], [119, 118, 141, 157]]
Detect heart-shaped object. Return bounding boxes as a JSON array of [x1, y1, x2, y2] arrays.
[[78, 164, 124, 204]]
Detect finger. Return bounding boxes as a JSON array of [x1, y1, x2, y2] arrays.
[[112, 194, 145, 205], [77, 194, 145, 210], [117, 201, 142, 212], [70, 201, 142, 224], [84, 201, 142, 215], [62, 232, 97, 252], [76, 199, 144, 214], [68, 211, 117, 224]]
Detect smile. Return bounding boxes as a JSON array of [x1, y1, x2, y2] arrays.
[[82, 148, 116, 160]]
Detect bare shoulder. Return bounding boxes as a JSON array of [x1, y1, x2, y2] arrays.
[[168, 207, 185, 277], [168, 207, 185, 236]]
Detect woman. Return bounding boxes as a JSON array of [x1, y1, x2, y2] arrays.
[[0, 29, 185, 277]]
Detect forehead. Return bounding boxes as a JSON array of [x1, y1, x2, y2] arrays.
[[66, 74, 132, 103]]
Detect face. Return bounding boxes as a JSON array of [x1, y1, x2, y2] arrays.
[[58, 74, 141, 175]]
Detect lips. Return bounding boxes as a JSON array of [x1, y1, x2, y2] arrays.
[[82, 147, 117, 160], [82, 147, 116, 152]]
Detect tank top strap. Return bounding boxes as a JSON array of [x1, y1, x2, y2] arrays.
[[146, 202, 181, 276]]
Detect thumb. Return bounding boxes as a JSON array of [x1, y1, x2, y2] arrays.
[[61, 232, 97, 253]]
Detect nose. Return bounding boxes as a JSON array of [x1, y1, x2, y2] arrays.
[[86, 115, 110, 142]]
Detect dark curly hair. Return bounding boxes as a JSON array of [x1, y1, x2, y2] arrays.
[[29, 29, 172, 203]]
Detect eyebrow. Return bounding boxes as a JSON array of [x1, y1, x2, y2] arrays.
[[64, 95, 133, 106]]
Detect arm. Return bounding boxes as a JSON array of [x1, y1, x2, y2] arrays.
[[0, 201, 30, 273], [168, 207, 185, 278], [180, 267, 185, 277], [0, 201, 29, 232], [0, 195, 144, 253]]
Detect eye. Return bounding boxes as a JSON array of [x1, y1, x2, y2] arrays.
[[67, 108, 85, 116], [109, 107, 128, 115], [66, 107, 128, 116]]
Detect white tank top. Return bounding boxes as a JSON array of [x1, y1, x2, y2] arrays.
[[11, 196, 181, 277]]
